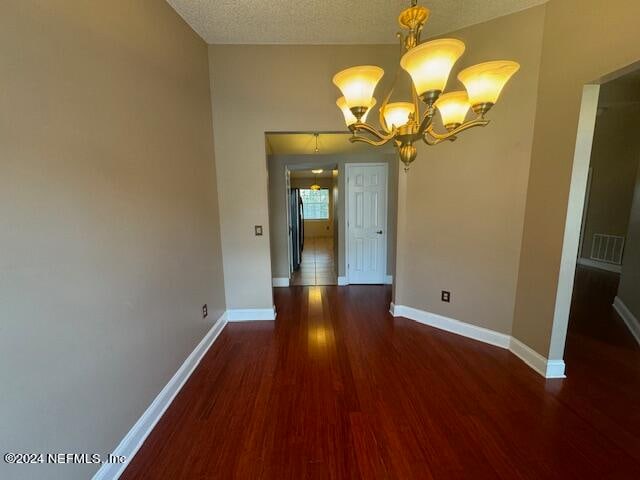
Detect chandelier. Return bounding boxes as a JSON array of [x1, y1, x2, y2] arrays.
[[310, 169, 321, 191], [332, 0, 520, 170]]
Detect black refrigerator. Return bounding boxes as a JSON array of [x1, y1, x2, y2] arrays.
[[290, 188, 304, 270]]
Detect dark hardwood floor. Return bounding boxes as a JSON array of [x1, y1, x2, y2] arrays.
[[122, 271, 640, 479], [560, 266, 640, 466]]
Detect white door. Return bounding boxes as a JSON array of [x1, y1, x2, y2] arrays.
[[346, 163, 387, 284]]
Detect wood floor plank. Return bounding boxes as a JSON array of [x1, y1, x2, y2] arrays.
[[292, 237, 338, 286]]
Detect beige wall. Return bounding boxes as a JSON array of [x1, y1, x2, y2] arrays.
[[618, 164, 640, 319], [394, 6, 546, 335], [512, 0, 640, 359], [580, 81, 640, 260], [209, 45, 402, 308], [0, 2, 224, 479], [268, 153, 397, 279]]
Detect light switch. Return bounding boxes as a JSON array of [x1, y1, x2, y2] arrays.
[[255, 225, 263, 236]]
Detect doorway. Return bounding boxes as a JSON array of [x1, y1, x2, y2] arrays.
[[265, 131, 398, 289], [289, 168, 339, 286], [553, 69, 640, 377], [571, 72, 640, 344]]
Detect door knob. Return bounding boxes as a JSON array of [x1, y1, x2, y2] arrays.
[[376, 230, 383, 234]]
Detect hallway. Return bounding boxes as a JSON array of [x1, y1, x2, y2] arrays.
[[561, 265, 640, 463], [123, 284, 640, 479], [291, 236, 337, 286]]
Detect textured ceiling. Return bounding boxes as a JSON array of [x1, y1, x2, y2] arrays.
[[166, 0, 548, 44], [267, 132, 394, 155]]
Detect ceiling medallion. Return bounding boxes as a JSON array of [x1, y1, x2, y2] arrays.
[[333, 0, 520, 171]]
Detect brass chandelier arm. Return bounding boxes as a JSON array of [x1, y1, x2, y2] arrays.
[[349, 121, 397, 147], [422, 135, 447, 146], [352, 122, 397, 142], [417, 105, 436, 136], [423, 118, 490, 144], [350, 134, 397, 147], [412, 83, 421, 129]]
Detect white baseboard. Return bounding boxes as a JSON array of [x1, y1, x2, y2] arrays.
[[272, 277, 290, 287], [391, 304, 565, 378], [92, 305, 275, 480], [339, 276, 393, 286], [577, 257, 622, 273], [509, 337, 566, 378], [92, 312, 228, 480], [391, 304, 510, 348], [227, 306, 276, 321], [613, 296, 640, 346]]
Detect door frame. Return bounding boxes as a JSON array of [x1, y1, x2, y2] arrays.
[[577, 166, 593, 259], [345, 162, 388, 285], [548, 84, 600, 366], [285, 167, 293, 276]]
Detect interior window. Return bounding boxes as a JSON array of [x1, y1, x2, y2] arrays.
[[300, 188, 329, 220]]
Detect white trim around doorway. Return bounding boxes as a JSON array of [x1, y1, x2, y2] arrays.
[[547, 84, 601, 363]]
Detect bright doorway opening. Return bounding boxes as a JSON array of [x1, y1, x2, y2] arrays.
[[265, 132, 398, 288]]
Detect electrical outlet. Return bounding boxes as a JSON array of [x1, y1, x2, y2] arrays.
[[441, 291, 451, 303], [254, 225, 263, 236], [202, 304, 208, 318]]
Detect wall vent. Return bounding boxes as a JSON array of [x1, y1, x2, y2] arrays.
[[590, 234, 625, 265]]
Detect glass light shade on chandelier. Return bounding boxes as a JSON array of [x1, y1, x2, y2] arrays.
[[332, 66, 384, 119], [330, 1, 520, 171], [400, 38, 466, 101], [434, 91, 471, 130], [457, 61, 520, 115], [337, 97, 376, 127], [383, 102, 415, 129]]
